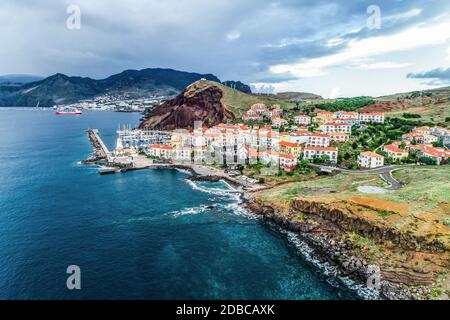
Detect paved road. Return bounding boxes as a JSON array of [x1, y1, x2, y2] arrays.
[[311, 164, 449, 191], [310, 164, 404, 190]]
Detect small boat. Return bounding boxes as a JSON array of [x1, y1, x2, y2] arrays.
[[55, 107, 82, 115]]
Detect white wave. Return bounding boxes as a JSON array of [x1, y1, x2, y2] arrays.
[[222, 201, 259, 220], [284, 231, 380, 300], [168, 205, 211, 217], [185, 180, 234, 196], [174, 168, 193, 175]]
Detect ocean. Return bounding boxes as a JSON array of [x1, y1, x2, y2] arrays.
[[0, 108, 359, 299]]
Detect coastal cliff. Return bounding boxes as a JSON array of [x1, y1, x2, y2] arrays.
[[245, 193, 449, 300]]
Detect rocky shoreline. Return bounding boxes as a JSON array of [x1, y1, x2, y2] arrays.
[[242, 196, 437, 300]]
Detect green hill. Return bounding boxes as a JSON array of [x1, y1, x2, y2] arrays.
[[202, 80, 294, 115]]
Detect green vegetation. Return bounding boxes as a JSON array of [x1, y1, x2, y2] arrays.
[[387, 167, 450, 212], [402, 112, 421, 119], [243, 159, 316, 185], [257, 173, 387, 201], [340, 232, 381, 263], [336, 117, 443, 168], [206, 81, 295, 114], [314, 97, 374, 112], [388, 104, 450, 127]]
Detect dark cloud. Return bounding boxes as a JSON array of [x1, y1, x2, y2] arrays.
[[0, 0, 448, 83], [407, 68, 450, 84]]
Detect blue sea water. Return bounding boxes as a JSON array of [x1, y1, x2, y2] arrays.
[[0, 109, 359, 300]]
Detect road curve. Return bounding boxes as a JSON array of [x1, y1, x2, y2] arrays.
[[310, 164, 449, 191]]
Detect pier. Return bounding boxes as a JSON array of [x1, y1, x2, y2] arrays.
[[86, 129, 112, 162]]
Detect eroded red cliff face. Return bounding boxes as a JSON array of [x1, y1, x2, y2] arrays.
[[139, 81, 235, 130]]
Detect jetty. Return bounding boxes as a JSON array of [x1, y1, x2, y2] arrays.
[[85, 129, 112, 162]]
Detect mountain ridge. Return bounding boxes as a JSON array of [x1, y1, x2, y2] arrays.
[[0, 68, 227, 107]]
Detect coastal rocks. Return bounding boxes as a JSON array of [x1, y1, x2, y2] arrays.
[[291, 199, 447, 253], [244, 197, 441, 300]]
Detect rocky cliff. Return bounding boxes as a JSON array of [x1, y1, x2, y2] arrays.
[[139, 81, 236, 130], [245, 195, 449, 300]]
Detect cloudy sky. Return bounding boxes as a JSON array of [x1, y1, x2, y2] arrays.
[[1, 0, 450, 97]]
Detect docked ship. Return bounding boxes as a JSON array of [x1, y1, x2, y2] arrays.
[[55, 107, 82, 115]]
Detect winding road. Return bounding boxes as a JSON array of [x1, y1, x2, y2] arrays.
[[310, 164, 404, 190], [310, 164, 449, 191]]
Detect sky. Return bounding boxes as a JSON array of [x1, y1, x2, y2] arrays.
[[1, 0, 450, 97]]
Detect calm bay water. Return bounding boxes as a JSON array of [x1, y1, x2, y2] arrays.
[[0, 109, 358, 299]]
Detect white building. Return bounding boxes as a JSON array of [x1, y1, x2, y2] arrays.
[[147, 144, 174, 159], [279, 153, 298, 171], [293, 114, 312, 125], [329, 132, 350, 143], [359, 113, 385, 124], [303, 146, 338, 163], [357, 151, 384, 168], [320, 122, 351, 134], [307, 133, 330, 147], [271, 116, 288, 127]]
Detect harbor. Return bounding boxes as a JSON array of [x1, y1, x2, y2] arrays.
[[82, 128, 262, 190]]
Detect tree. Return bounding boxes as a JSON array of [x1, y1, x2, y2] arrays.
[[432, 141, 444, 148], [419, 156, 437, 165]]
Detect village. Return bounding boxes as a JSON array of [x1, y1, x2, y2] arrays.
[[112, 103, 450, 174]]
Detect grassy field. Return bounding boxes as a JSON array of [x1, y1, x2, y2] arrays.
[[256, 166, 450, 215], [257, 172, 387, 201], [387, 103, 450, 125], [386, 167, 450, 213]]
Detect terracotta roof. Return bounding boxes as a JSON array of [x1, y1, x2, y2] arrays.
[[329, 132, 349, 136], [317, 111, 334, 115], [384, 144, 408, 153], [414, 126, 430, 131], [279, 153, 296, 159], [149, 144, 173, 150], [360, 151, 383, 158], [322, 122, 351, 126], [309, 133, 329, 138], [279, 141, 301, 148], [304, 146, 337, 152]]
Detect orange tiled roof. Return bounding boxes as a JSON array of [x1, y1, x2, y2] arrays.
[[279, 141, 301, 148], [304, 146, 337, 152], [149, 144, 173, 150], [360, 151, 383, 158], [384, 144, 408, 153]]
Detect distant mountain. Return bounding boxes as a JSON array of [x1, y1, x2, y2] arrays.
[[0, 68, 221, 107], [275, 92, 323, 101], [221, 80, 252, 94], [0, 74, 44, 85]]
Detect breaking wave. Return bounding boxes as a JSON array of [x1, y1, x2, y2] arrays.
[[185, 180, 235, 196], [168, 205, 211, 217]]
